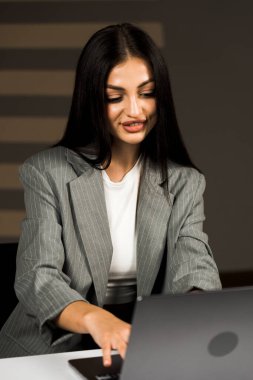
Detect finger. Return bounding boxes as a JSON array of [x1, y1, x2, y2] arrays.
[[102, 344, 112, 367], [116, 340, 127, 359]]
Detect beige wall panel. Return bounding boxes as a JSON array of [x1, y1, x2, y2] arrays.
[[0, 164, 22, 189], [0, 71, 75, 96], [0, 210, 25, 239], [0, 22, 164, 48], [0, 117, 66, 143], [0, 117, 67, 144]]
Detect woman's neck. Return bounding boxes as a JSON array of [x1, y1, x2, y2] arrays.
[[105, 143, 140, 182]]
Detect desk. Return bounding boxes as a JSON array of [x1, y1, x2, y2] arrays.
[[0, 349, 103, 380]]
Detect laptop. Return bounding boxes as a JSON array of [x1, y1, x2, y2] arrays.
[[69, 287, 253, 379]]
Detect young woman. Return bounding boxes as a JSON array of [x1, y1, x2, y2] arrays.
[[0, 23, 221, 365]]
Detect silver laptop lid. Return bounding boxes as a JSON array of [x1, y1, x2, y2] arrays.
[[121, 287, 253, 380]]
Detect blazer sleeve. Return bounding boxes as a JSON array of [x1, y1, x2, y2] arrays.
[[167, 172, 222, 293], [15, 162, 86, 346]]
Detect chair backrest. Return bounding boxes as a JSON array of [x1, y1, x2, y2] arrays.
[[0, 242, 19, 329]]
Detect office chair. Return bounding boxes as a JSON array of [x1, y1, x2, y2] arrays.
[[0, 242, 19, 329]]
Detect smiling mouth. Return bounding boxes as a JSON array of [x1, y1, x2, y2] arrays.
[[122, 119, 146, 125], [122, 121, 146, 132], [125, 122, 143, 127], [121, 119, 147, 131]]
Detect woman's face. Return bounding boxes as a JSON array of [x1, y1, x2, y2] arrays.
[[106, 57, 157, 149]]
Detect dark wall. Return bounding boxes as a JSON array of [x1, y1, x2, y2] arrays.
[[161, 1, 253, 272], [0, 0, 252, 272]]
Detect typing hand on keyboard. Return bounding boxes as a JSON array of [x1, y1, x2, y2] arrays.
[[84, 306, 131, 367]]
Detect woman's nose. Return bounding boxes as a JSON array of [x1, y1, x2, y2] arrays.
[[126, 96, 142, 117]]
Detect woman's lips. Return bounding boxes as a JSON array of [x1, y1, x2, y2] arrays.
[[122, 120, 146, 133]]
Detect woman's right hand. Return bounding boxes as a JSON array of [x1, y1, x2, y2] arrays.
[[83, 306, 131, 366], [54, 301, 131, 367]]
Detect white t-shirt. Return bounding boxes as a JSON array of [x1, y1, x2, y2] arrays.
[[102, 158, 141, 304], [102, 157, 141, 279]]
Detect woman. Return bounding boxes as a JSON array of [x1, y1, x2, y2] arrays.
[[0, 23, 221, 365]]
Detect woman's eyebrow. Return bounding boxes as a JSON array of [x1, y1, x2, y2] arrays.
[[137, 79, 154, 88], [106, 84, 124, 91], [106, 79, 154, 91]]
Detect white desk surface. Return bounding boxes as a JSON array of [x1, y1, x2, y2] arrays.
[[0, 349, 104, 380]]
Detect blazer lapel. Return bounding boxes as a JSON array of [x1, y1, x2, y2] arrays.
[[66, 149, 113, 306], [136, 163, 174, 297]]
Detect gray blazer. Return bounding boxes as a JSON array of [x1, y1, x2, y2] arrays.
[[0, 146, 221, 357]]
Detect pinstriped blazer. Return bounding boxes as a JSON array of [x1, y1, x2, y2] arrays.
[[0, 146, 221, 357]]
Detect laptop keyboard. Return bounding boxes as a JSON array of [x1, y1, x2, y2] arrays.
[[69, 354, 122, 379], [95, 373, 120, 380]]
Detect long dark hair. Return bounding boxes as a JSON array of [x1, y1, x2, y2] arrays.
[[56, 23, 198, 179]]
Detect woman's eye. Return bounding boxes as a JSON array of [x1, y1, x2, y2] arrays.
[[140, 90, 155, 98], [106, 96, 122, 103]]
